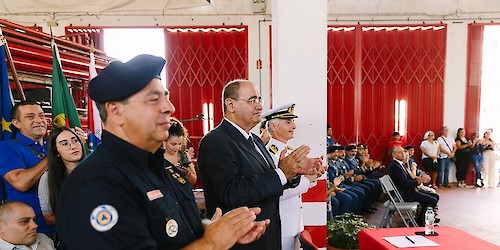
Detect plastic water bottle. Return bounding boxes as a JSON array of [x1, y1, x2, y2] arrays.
[[424, 207, 435, 235]]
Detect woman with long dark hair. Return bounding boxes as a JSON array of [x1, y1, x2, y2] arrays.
[[163, 117, 197, 185], [38, 126, 85, 225], [455, 128, 473, 187]]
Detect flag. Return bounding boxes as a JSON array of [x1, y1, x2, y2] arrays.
[[87, 44, 102, 151], [0, 35, 14, 141], [51, 41, 82, 129]]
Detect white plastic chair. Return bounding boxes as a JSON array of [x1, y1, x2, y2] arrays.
[[379, 175, 419, 227]]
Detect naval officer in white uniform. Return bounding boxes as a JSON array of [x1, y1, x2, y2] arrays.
[[262, 103, 320, 250]]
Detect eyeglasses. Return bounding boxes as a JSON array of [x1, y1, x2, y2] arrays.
[[57, 137, 80, 150], [233, 97, 264, 106]]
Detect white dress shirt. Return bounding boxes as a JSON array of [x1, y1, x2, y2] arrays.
[[224, 118, 287, 185], [0, 234, 55, 250]]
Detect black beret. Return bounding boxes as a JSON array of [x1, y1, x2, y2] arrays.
[[357, 143, 367, 150], [345, 144, 357, 151], [89, 54, 166, 103], [337, 145, 345, 150], [404, 145, 414, 150], [327, 145, 338, 154]]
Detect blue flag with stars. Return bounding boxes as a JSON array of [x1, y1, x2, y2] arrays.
[[0, 42, 14, 141]]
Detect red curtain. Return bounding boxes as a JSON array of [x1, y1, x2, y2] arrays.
[[328, 25, 447, 164], [164, 26, 248, 151], [327, 28, 357, 144]]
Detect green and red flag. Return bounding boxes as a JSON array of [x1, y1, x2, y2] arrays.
[[51, 41, 81, 128]]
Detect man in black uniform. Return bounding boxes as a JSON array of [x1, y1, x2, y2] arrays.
[[56, 55, 269, 249]]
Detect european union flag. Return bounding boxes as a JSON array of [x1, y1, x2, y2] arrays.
[[0, 41, 14, 141]]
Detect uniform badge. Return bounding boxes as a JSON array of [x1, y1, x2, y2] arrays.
[[165, 218, 179, 237], [269, 145, 278, 154], [146, 190, 164, 201], [90, 205, 119, 232]]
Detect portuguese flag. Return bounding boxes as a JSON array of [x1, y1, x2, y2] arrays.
[[51, 41, 82, 128]]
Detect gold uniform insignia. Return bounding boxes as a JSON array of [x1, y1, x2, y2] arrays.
[[269, 145, 278, 154]]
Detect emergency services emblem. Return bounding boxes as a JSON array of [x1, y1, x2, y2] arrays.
[[165, 218, 179, 237], [90, 204, 119, 232]]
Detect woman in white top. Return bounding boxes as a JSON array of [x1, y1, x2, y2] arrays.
[[420, 130, 440, 189], [38, 126, 85, 225], [481, 131, 497, 187]]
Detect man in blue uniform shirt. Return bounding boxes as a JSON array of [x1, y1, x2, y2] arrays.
[[56, 54, 269, 250], [0, 100, 55, 236]]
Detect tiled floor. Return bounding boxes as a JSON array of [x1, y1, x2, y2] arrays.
[[365, 185, 500, 246]]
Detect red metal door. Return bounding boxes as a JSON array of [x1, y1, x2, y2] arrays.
[[327, 25, 446, 165], [164, 26, 249, 153]]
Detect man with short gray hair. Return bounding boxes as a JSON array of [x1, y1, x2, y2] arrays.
[[0, 201, 55, 250]]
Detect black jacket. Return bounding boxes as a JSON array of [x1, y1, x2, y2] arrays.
[[197, 119, 284, 250]]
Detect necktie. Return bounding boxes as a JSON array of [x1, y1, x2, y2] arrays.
[[248, 135, 270, 166], [248, 135, 255, 146]]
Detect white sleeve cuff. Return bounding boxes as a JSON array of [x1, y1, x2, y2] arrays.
[[275, 168, 288, 185]]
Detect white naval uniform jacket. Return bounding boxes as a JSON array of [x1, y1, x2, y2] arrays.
[[265, 137, 317, 238]]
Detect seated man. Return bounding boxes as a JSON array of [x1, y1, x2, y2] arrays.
[[326, 145, 363, 215], [387, 146, 439, 226], [0, 201, 55, 250]]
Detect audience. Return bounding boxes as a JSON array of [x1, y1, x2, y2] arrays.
[[338, 145, 377, 214], [455, 128, 473, 187], [163, 117, 197, 186], [481, 131, 497, 188], [326, 145, 363, 215], [0, 201, 55, 250], [344, 144, 381, 208], [437, 126, 456, 188], [356, 144, 384, 179], [420, 130, 440, 189], [38, 126, 85, 226], [0, 101, 55, 237]]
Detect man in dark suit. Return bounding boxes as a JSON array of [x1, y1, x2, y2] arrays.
[[197, 79, 321, 250], [387, 146, 439, 226]]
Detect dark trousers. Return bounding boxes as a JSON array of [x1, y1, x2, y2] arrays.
[[455, 152, 472, 181], [344, 184, 365, 213], [335, 191, 352, 215], [404, 190, 439, 226], [351, 182, 375, 210]]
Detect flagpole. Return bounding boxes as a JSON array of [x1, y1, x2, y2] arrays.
[[0, 28, 25, 101]]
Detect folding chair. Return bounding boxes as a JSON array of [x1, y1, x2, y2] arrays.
[[379, 175, 419, 227], [299, 230, 319, 250]]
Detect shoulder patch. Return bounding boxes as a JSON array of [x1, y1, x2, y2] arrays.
[[90, 204, 119, 232]]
